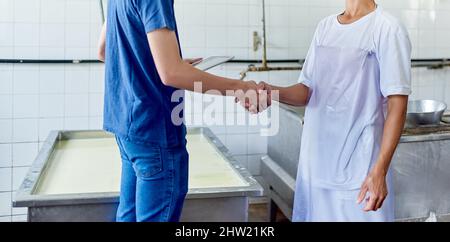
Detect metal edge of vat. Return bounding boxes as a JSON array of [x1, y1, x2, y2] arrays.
[[400, 132, 450, 143], [13, 128, 263, 208], [261, 155, 295, 221]]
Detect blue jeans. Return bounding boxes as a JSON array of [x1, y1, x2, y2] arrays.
[[115, 136, 189, 222]]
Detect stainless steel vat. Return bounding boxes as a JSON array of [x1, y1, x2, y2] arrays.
[[13, 128, 263, 222], [263, 103, 450, 222]]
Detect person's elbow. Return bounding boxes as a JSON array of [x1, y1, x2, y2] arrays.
[[291, 84, 310, 106], [291, 97, 308, 107], [159, 69, 180, 87], [158, 60, 188, 87], [297, 96, 309, 106], [97, 49, 105, 62]]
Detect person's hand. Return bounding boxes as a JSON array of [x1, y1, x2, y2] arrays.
[[256, 81, 272, 113], [357, 168, 388, 212], [234, 81, 272, 114], [235, 81, 259, 114], [184, 58, 203, 65]]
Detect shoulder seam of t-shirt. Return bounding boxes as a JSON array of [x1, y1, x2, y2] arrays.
[[376, 8, 409, 36], [373, 9, 411, 57], [131, 0, 176, 33], [315, 15, 336, 45]]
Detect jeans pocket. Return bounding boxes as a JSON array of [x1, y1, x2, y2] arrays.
[[132, 147, 163, 179]]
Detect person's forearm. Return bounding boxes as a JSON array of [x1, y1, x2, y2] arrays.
[[372, 96, 408, 176], [166, 60, 245, 95], [268, 83, 310, 106], [148, 28, 247, 95], [97, 23, 106, 62]]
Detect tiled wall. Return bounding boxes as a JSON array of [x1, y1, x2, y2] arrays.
[[0, 0, 104, 222], [1, 0, 450, 221]]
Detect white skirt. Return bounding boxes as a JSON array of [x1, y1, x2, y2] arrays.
[[292, 177, 395, 222]]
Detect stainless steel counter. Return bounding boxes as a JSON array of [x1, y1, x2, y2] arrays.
[[13, 128, 263, 222], [263, 103, 450, 222]]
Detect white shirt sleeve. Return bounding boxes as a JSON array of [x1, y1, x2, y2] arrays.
[[376, 23, 412, 97], [298, 25, 321, 89]]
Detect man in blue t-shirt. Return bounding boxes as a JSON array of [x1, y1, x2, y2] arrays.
[[97, 0, 270, 222]]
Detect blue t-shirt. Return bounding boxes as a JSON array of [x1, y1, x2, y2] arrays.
[[103, 0, 186, 148]]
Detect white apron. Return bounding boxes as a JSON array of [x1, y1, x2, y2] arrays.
[[292, 18, 395, 222]]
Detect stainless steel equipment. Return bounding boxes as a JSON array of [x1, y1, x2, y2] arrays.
[[407, 100, 447, 127], [13, 128, 263, 222], [262, 103, 450, 222]]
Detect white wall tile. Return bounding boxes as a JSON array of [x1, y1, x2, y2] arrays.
[[0, 192, 12, 217], [12, 167, 29, 191], [39, 47, 66, 59], [0, 95, 12, 119], [0, 216, 11, 222], [13, 23, 40, 47], [226, 125, 248, 134], [205, 27, 227, 48], [90, 0, 103, 24], [0, 120, 13, 143], [65, 47, 90, 60], [90, 23, 103, 51], [39, 118, 63, 140], [13, 69, 39, 94], [88, 117, 103, 130], [65, 69, 89, 93], [39, 94, 64, 118], [64, 94, 89, 117], [227, 27, 250, 49], [39, 24, 65, 47], [11, 214, 27, 222], [89, 93, 104, 116], [0, 168, 12, 192], [12, 143, 38, 167], [13, 95, 39, 118], [226, 134, 248, 155], [247, 133, 267, 154], [0, 70, 13, 94], [64, 117, 89, 130], [65, 0, 91, 24], [0, 47, 14, 59], [89, 67, 105, 93], [39, 69, 65, 94], [65, 23, 90, 48], [40, 0, 66, 23], [227, 5, 249, 27], [205, 4, 227, 26], [14, 0, 40, 23], [14, 47, 40, 59], [0, 144, 12, 168], [267, 5, 289, 27], [0, 0, 14, 22], [0, 23, 13, 47], [181, 2, 205, 25], [12, 119, 38, 143]]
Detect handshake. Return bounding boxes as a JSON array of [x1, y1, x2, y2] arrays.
[[234, 81, 272, 114]]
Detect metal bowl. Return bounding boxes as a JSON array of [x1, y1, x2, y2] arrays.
[[406, 100, 447, 127]]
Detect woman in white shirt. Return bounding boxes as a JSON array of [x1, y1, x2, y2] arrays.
[[261, 0, 411, 221]]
